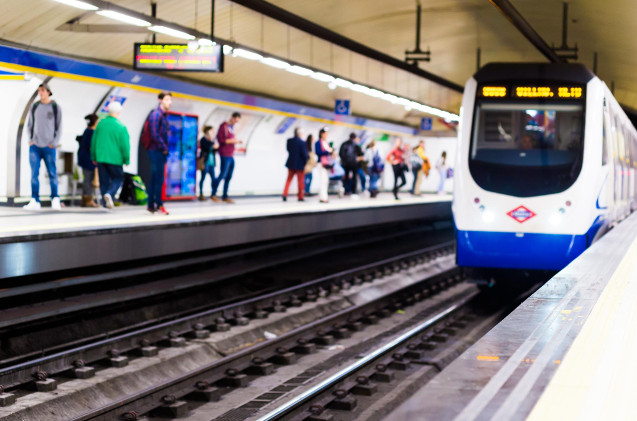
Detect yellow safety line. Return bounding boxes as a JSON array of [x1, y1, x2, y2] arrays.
[[0, 61, 412, 136], [0, 197, 448, 236], [527, 235, 637, 420]]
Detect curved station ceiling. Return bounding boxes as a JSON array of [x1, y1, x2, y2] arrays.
[[0, 0, 635, 127]]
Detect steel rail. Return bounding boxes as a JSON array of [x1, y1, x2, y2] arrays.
[[0, 241, 454, 391], [256, 291, 476, 421]]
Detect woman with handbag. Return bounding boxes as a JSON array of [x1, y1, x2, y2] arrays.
[[304, 134, 317, 195], [198, 125, 218, 200], [411, 140, 430, 196], [314, 127, 333, 203], [386, 138, 407, 200]]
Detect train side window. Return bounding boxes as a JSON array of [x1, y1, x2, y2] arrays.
[[602, 112, 609, 166]]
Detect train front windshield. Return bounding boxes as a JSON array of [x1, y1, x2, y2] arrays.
[[469, 103, 584, 197]]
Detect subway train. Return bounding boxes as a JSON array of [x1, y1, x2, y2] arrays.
[[453, 63, 637, 271]]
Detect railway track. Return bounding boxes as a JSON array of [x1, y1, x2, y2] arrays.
[[67, 265, 468, 421], [0, 239, 456, 415]]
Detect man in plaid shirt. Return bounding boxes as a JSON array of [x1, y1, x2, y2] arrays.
[[146, 92, 172, 215]]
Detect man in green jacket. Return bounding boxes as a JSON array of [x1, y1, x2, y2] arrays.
[[91, 102, 130, 209]]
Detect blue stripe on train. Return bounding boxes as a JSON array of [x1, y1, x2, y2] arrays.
[[456, 217, 605, 271]]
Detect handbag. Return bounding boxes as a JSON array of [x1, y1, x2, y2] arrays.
[[196, 157, 205, 171], [320, 154, 334, 169]]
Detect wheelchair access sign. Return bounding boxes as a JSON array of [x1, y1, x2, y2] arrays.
[[334, 99, 350, 115]]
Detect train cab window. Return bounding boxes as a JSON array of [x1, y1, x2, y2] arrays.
[[470, 103, 584, 197], [602, 113, 609, 166]]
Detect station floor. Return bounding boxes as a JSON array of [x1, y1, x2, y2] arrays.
[[387, 211, 637, 420], [0, 192, 452, 278], [0, 192, 450, 239]]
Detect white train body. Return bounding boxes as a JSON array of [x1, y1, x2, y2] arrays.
[[453, 63, 637, 270]]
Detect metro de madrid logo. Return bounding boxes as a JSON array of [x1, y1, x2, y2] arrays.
[[506, 206, 537, 223]]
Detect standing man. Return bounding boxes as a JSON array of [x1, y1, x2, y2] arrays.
[[282, 127, 309, 202], [339, 133, 362, 197], [24, 83, 63, 210], [146, 92, 172, 215], [91, 102, 130, 210], [211, 111, 243, 204]]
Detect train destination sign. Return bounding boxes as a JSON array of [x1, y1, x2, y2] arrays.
[[479, 85, 583, 99], [134, 43, 224, 72]]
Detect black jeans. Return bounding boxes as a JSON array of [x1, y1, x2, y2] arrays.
[[342, 165, 358, 194], [392, 164, 407, 198]]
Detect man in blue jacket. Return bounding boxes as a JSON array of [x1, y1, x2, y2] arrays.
[[282, 127, 309, 201]]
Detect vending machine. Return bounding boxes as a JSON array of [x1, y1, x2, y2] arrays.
[[163, 112, 198, 200]]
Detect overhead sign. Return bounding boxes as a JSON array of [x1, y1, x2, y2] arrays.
[[479, 84, 583, 99], [420, 117, 433, 131], [134, 43, 224, 72], [334, 99, 350, 115]]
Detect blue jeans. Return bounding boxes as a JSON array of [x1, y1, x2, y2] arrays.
[[304, 173, 312, 194], [212, 156, 235, 199], [357, 168, 367, 192], [148, 150, 167, 210], [97, 163, 124, 201], [369, 173, 380, 192], [199, 164, 216, 196], [29, 145, 58, 201]]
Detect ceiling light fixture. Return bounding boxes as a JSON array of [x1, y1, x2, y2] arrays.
[[222, 45, 233, 55], [286, 65, 313, 76], [198, 39, 215, 46], [51, 0, 98, 10], [232, 48, 263, 61], [148, 25, 195, 40], [334, 78, 353, 89], [96, 10, 151, 26], [311, 72, 335, 83], [261, 57, 290, 69]]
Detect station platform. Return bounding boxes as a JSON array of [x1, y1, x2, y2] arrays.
[[0, 193, 451, 278], [387, 212, 637, 420]]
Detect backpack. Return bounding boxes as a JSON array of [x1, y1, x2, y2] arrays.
[[340, 141, 358, 167], [140, 110, 154, 150], [119, 173, 148, 205], [31, 101, 59, 139], [371, 151, 385, 174], [410, 153, 423, 169]]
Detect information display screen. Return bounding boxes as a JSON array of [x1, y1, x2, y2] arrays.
[[479, 84, 583, 99], [134, 43, 224, 72]]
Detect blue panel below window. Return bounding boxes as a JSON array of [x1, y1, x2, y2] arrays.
[[456, 229, 589, 271]]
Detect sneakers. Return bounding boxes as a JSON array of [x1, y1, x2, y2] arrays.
[[104, 193, 114, 209], [147, 207, 156, 214], [198, 195, 206, 201], [222, 198, 235, 204], [210, 196, 221, 203], [157, 206, 170, 215], [23, 199, 41, 210], [351, 194, 360, 200], [51, 197, 62, 210]]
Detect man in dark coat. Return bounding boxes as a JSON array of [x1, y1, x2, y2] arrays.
[[282, 127, 309, 201]]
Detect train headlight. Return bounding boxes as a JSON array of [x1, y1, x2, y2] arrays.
[[550, 209, 566, 225], [482, 210, 495, 223]]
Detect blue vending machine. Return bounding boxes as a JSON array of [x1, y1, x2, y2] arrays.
[[163, 112, 198, 200]]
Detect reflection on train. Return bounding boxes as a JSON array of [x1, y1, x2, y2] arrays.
[[453, 63, 637, 271]]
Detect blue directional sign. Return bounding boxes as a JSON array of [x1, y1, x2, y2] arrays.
[[420, 117, 433, 131], [334, 99, 351, 115], [276, 117, 296, 134]]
